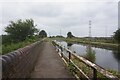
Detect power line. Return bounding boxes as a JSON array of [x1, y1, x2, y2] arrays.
[[89, 20, 91, 38], [60, 29, 61, 36]]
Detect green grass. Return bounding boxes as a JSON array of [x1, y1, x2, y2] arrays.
[[107, 69, 120, 78], [50, 37, 118, 49], [71, 58, 120, 79], [2, 37, 40, 55], [66, 38, 118, 47], [50, 37, 65, 41]]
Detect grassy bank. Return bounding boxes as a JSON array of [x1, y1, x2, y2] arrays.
[[51, 37, 118, 49], [67, 53, 120, 79], [2, 37, 40, 55]]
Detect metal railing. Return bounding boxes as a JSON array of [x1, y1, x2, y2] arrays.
[[1, 40, 44, 79], [52, 40, 119, 80]]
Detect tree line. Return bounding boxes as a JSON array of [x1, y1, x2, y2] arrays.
[[2, 19, 47, 45], [2, 19, 120, 45]]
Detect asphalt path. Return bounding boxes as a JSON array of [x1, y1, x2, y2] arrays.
[[31, 42, 75, 79]]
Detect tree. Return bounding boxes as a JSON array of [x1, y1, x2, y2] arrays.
[[67, 32, 74, 38], [113, 29, 120, 43], [39, 30, 47, 38], [2, 35, 12, 45], [5, 19, 38, 42]]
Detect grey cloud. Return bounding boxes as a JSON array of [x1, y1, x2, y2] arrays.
[[28, 3, 63, 17], [1, 1, 118, 37]]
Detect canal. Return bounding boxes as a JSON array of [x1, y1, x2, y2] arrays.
[[57, 41, 120, 72]]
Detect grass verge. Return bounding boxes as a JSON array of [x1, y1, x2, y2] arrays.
[[2, 37, 41, 55]]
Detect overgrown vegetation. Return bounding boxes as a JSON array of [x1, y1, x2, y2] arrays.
[[2, 36, 40, 55], [2, 19, 49, 55], [113, 28, 120, 44], [69, 55, 120, 79], [4, 19, 38, 42], [82, 46, 96, 63], [2, 19, 42, 55]]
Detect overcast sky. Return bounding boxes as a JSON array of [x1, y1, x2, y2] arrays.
[[0, 0, 119, 37]]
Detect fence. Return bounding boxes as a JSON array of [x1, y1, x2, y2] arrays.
[[1, 40, 44, 79], [52, 40, 119, 80]]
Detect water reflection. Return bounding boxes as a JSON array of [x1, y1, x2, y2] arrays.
[[67, 43, 72, 49], [83, 45, 96, 63], [67, 43, 73, 46], [112, 46, 120, 61], [59, 41, 119, 72], [67, 42, 96, 63], [112, 46, 120, 72]]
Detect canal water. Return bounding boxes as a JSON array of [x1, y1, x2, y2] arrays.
[[57, 41, 120, 72]]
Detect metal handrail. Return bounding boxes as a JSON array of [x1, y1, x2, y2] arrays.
[[52, 40, 119, 80]]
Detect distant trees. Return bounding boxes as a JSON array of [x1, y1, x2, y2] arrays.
[[113, 28, 120, 43], [67, 32, 74, 38], [39, 30, 47, 38], [4, 19, 38, 42]]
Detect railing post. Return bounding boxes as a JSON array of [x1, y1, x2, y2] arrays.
[[68, 52, 71, 62], [57, 48, 59, 53], [60, 47, 63, 52], [93, 68, 97, 80], [59, 46, 63, 58], [61, 52, 63, 58], [61, 47, 63, 57]]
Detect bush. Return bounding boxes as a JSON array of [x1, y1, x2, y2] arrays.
[[2, 37, 39, 55]]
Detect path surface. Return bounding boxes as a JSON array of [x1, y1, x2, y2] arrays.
[[31, 42, 74, 78]]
